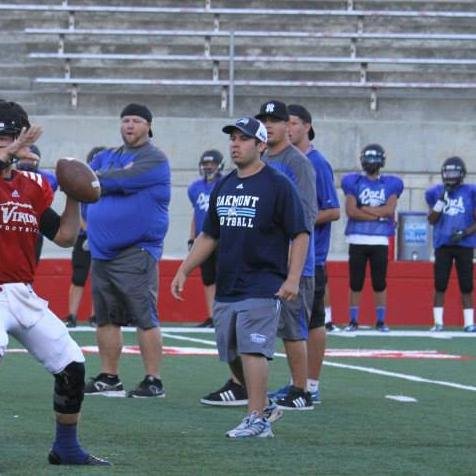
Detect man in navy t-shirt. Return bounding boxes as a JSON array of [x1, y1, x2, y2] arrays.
[[171, 117, 309, 438], [425, 156, 476, 332]]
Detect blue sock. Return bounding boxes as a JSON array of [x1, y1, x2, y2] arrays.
[[52, 422, 88, 464], [349, 306, 359, 324], [376, 306, 386, 324]]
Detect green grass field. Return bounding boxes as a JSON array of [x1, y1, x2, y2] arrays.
[[1, 328, 475, 476]]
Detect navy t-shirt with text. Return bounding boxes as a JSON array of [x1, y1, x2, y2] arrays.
[[203, 164, 309, 302]]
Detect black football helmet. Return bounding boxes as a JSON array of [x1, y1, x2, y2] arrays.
[[199, 149, 224, 180], [0, 100, 30, 137], [441, 156, 466, 190], [360, 143, 386, 175]]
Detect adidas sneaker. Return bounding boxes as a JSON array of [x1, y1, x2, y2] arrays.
[[226, 412, 274, 439], [200, 379, 248, 406], [276, 386, 314, 411]]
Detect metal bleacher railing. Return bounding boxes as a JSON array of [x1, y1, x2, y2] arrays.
[[2, 2, 476, 113]]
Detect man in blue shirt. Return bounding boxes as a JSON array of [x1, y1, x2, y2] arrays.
[[341, 144, 404, 332], [187, 149, 224, 328], [171, 117, 309, 438], [85, 103, 171, 398], [288, 104, 340, 404], [425, 156, 476, 332]]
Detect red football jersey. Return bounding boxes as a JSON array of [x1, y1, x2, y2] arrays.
[[0, 170, 54, 283]]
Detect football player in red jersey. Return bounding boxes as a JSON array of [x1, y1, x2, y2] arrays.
[[0, 101, 110, 466]]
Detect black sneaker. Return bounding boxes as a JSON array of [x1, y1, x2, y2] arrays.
[[276, 386, 314, 411], [127, 375, 165, 398], [200, 379, 248, 406], [88, 315, 97, 327], [376, 322, 390, 332], [344, 321, 359, 332], [65, 314, 77, 328], [48, 450, 111, 466], [196, 317, 214, 328], [84, 373, 126, 397], [325, 321, 341, 332]]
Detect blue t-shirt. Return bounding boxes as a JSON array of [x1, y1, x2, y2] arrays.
[[87, 142, 171, 260], [263, 144, 317, 277], [425, 183, 476, 249], [187, 176, 222, 236], [39, 169, 58, 192], [307, 146, 340, 266], [203, 164, 309, 302], [341, 172, 404, 237]]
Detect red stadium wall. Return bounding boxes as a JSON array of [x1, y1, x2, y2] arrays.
[[35, 258, 473, 327]]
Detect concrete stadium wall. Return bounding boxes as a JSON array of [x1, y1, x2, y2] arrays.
[[31, 95, 476, 260]]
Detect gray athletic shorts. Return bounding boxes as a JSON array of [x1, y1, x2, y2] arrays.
[[213, 298, 281, 363], [92, 247, 159, 330], [277, 276, 314, 341]]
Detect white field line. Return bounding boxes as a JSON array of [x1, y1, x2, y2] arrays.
[[161, 333, 476, 393], [71, 327, 476, 338]]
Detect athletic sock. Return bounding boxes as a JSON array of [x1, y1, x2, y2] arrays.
[[376, 306, 386, 324], [349, 306, 359, 324], [433, 307, 444, 326], [324, 307, 332, 324], [52, 422, 88, 463], [463, 308, 474, 328], [307, 379, 319, 393]]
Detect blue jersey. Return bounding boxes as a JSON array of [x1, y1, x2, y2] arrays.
[[187, 176, 222, 236], [341, 173, 404, 237], [203, 164, 309, 302], [425, 183, 476, 249], [263, 144, 317, 277], [307, 146, 340, 266], [39, 169, 58, 192], [87, 142, 171, 260]]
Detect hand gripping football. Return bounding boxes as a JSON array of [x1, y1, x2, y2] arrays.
[[56, 157, 101, 203]]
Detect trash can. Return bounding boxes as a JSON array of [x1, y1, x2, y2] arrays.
[[397, 212, 431, 261]]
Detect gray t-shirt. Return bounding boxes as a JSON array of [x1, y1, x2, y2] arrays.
[[263, 144, 318, 276]]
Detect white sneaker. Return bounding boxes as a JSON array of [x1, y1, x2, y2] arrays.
[[263, 401, 284, 423], [226, 412, 274, 438]]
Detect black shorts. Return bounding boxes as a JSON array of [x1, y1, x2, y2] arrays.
[[92, 247, 159, 330], [348, 244, 388, 293], [309, 265, 326, 329], [200, 249, 217, 286], [434, 246, 474, 294], [71, 234, 91, 287]]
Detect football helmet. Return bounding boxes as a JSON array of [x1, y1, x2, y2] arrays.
[[441, 156, 466, 190], [0, 100, 30, 137], [199, 149, 224, 181], [360, 143, 386, 175]]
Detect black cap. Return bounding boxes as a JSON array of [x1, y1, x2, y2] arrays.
[[120, 103, 153, 137], [222, 117, 268, 143], [288, 104, 315, 140], [255, 100, 289, 122]]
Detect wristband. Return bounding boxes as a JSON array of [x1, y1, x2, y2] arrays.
[[432, 200, 445, 213]]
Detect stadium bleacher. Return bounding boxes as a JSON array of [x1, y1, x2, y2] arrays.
[[0, 0, 475, 259]]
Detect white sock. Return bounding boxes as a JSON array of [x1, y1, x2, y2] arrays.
[[324, 307, 332, 324], [307, 379, 319, 393], [433, 307, 444, 326], [463, 308, 474, 328]]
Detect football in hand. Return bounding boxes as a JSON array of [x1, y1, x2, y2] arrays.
[[56, 157, 101, 203]]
